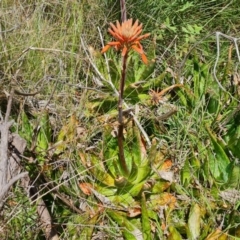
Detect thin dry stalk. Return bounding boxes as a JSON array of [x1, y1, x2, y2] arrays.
[[120, 0, 127, 22], [0, 90, 28, 207]]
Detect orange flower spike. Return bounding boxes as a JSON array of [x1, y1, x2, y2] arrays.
[[101, 18, 150, 64]]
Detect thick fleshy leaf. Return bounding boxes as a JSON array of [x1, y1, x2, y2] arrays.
[[109, 192, 135, 207], [86, 154, 115, 186], [132, 160, 151, 184], [103, 126, 119, 177]]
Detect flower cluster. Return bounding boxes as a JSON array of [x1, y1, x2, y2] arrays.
[[101, 18, 150, 64]]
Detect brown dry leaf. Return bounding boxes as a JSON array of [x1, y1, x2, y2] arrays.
[[149, 84, 183, 105], [157, 159, 174, 182], [79, 151, 87, 166], [158, 171, 174, 183], [150, 193, 177, 210], [7, 200, 17, 207], [219, 189, 240, 205], [127, 206, 142, 217], [140, 135, 147, 159], [79, 182, 93, 195], [157, 192, 177, 209], [161, 222, 166, 231], [76, 126, 87, 139], [41, 164, 52, 172], [160, 159, 173, 171]]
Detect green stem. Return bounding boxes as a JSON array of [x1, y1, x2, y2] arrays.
[[118, 53, 129, 176]]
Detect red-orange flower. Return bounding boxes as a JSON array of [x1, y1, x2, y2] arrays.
[[101, 18, 150, 64]]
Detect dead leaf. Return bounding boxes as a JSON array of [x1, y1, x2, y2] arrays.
[[158, 170, 174, 182], [79, 182, 93, 195], [160, 159, 173, 171], [127, 206, 142, 217], [219, 189, 240, 205], [162, 193, 176, 209]]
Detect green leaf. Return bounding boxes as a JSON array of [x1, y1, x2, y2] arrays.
[[36, 111, 51, 153], [141, 193, 151, 240], [19, 111, 33, 145], [132, 160, 151, 185], [206, 92, 220, 114], [127, 122, 142, 166], [227, 163, 240, 189], [107, 210, 142, 240], [206, 126, 230, 182], [187, 203, 201, 239], [181, 160, 191, 187], [142, 71, 166, 91], [164, 17, 177, 32], [80, 213, 99, 239], [176, 2, 194, 12], [135, 60, 156, 82], [168, 226, 183, 240], [128, 182, 145, 197], [103, 127, 119, 177], [88, 154, 115, 186], [152, 180, 171, 193], [109, 192, 135, 207]]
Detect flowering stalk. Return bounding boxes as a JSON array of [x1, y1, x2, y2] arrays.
[[101, 19, 150, 176], [118, 52, 129, 176]]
